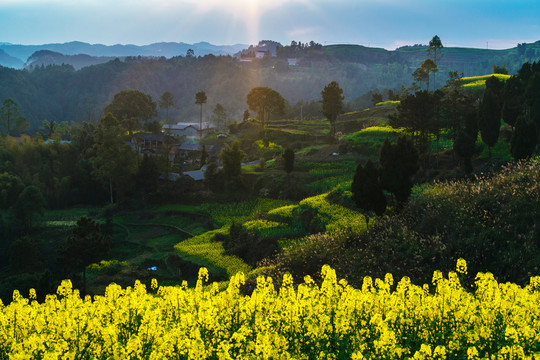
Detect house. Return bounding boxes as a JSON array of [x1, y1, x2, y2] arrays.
[[137, 133, 166, 152], [287, 58, 297, 66], [162, 122, 215, 138], [256, 49, 268, 59], [177, 143, 215, 159], [183, 170, 205, 182]]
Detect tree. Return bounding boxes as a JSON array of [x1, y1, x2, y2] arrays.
[[59, 216, 109, 294], [413, 59, 438, 91], [351, 160, 386, 228], [246, 87, 286, 131], [493, 64, 509, 75], [439, 70, 479, 168], [195, 91, 207, 135], [14, 185, 46, 232], [390, 90, 440, 152], [200, 144, 207, 167], [510, 116, 538, 160], [0, 98, 28, 136], [220, 140, 245, 181], [428, 35, 443, 63], [379, 137, 419, 208], [502, 75, 525, 129], [485, 75, 505, 103], [478, 88, 501, 158], [143, 120, 162, 134], [526, 72, 540, 135], [186, 49, 195, 58], [71, 121, 96, 154], [428, 35, 443, 88], [320, 81, 344, 137], [453, 129, 477, 174], [204, 162, 223, 192], [0, 172, 24, 209], [41, 119, 58, 139], [159, 91, 174, 128], [212, 103, 227, 130], [135, 153, 159, 198], [371, 90, 383, 106], [283, 148, 295, 174], [92, 113, 137, 203], [243, 110, 250, 122], [104, 89, 157, 137], [10, 236, 42, 273]]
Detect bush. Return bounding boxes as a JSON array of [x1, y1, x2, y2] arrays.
[[265, 157, 540, 288], [222, 222, 280, 266]]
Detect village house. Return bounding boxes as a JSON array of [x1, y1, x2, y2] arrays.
[[162, 122, 215, 138]]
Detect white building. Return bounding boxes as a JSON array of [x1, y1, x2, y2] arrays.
[[162, 122, 215, 138]]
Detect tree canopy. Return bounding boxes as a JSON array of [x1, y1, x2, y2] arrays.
[[320, 81, 344, 137], [351, 160, 386, 228], [413, 59, 438, 90], [478, 88, 502, 158], [159, 91, 174, 126], [104, 90, 157, 136], [220, 140, 245, 181], [0, 98, 28, 136], [59, 216, 109, 294], [91, 113, 137, 203], [212, 103, 227, 130], [379, 136, 419, 207], [246, 87, 285, 130], [195, 91, 207, 133]]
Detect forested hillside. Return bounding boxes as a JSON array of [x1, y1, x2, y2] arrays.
[[2, 40, 540, 130]]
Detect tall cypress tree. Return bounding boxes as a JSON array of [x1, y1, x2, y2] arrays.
[[510, 116, 538, 160], [379, 136, 419, 208], [351, 160, 386, 228], [502, 75, 525, 129], [478, 88, 501, 159], [283, 148, 295, 174]]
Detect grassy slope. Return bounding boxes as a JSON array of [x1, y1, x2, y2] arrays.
[[33, 85, 523, 293]]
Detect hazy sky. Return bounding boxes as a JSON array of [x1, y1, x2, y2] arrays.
[[1, 0, 539, 49]]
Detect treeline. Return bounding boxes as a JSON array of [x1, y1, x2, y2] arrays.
[[0, 112, 201, 301], [389, 61, 540, 173], [3, 42, 539, 130], [0, 54, 411, 130]]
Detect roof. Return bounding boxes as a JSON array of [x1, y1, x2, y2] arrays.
[[178, 143, 215, 152], [183, 170, 205, 181], [138, 133, 165, 142], [163, 122, 215, 131]]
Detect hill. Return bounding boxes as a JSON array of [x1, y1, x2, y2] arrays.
[[25, 50, 119, 70], [2, 44, 539, 131], [0, 41, 248, 69], [0, 49, 23, 68]]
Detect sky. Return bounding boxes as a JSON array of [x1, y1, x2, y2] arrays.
[[1, 0, 539, 50]]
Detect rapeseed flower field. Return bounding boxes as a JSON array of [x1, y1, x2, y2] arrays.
[[2, 260, 540, 359]]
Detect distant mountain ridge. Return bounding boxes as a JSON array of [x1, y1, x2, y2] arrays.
[[0, 49, 24, 68], [0, 41, 248, 69]]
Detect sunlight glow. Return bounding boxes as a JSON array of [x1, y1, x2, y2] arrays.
[[186, 0, 314, 44]]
